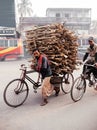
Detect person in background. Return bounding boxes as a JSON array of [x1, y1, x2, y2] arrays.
[[82, 37, 97, 87], [31, 48, 60, 106]]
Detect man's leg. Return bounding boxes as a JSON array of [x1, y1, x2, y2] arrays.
[[82, 64, 86, 74], [41, 77, 54, 106], [54, 85, 60, 96], [40, 97, 48, 106], [88, 66, 95, 86], [83, 60, 94, 76]]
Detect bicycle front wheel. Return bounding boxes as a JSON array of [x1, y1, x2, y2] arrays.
[[61, 73, 74, 94], [71, 76, 86, 102], [4, 79, 29, 107]]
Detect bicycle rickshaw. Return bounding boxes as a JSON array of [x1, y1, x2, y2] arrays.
[[4, 64, 74, 107], [71, 64, 97, 102]]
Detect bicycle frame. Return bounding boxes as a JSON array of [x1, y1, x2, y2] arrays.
[[82, 64, 97, 79], [71, 63, 97, 102], [3, 64, 74, 107], [20, 64, 41, 89]]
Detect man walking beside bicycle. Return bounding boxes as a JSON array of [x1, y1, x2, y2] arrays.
[[83, 37, 97, 89], [31, 48, 60, 106]]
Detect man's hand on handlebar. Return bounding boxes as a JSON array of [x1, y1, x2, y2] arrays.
[[94, 63, 97, 68]]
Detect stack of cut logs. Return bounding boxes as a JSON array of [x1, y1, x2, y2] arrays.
[[25, 23, 78, 74]]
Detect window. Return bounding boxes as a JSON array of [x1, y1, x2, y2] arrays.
[[0, 40, 5, 47], [0, 39, 18, 47], [9, 40, 17, 47], [5, 40, 8, 47], [14, 40, 18, 46], [56, 13, 60, 18], [0, 40, 8, 47], [65, 13, 69, 18]]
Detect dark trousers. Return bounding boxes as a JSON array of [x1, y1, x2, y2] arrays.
[[83, 60, 94, 75]]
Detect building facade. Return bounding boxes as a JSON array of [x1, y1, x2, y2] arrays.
[[46, 8, 91, 35], [19, 8, 92, 39], [0, 0, 17, 38], [0, 0, 16, 28]]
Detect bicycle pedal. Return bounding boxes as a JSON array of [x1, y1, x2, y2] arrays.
[[88, 83, 93, 87], [77, 86, 83, 90], [33, 85, 38, 89], [34, 90, 37, 93]]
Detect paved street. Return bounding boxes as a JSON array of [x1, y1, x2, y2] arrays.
[[0, 59, 97, 130]]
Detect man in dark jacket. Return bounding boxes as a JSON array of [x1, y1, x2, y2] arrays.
[[83, 37, 97, 86], [31, 48, 60, 105]]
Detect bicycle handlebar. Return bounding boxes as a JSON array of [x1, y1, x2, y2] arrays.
[[20, 64, 36, 74], [20, 64, 27, 70], [84, 63, 96, 68]]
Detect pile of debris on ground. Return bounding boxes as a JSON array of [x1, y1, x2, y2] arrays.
[[25, 23, 78, 74]]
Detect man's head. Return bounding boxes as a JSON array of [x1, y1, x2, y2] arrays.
[[32, 48, 40, 59], [88, 37, 94, 46]]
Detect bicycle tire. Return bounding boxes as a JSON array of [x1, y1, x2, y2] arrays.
[[3, 79, 29, 107], [89, 73, 97, 89], [61, 73, 74, 94], [71, 76, 86, 102]]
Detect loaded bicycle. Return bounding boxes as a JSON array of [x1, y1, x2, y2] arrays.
[[71, 64, 97, 102], [4, 64, 74, 107]]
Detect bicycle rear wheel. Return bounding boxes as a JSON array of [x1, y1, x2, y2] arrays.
[[71, 76, 86, 102], [61, 73, 74, 94], [89, 73, 97, 89], [4, 79, 29, 107]]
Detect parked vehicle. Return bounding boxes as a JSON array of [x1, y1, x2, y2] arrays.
[[0, 38, 23, 61]]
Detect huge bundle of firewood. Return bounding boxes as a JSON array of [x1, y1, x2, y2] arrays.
[[25, 23, 78, 74]]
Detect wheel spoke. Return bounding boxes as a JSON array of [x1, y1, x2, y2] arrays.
[[4, 79, 29, 107], [61, 73, 74, 94], [71, 76, 86, 102]]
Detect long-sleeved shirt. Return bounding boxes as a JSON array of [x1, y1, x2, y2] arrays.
[[83, 44, 97, 62], [36, 54, 52, 79]]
